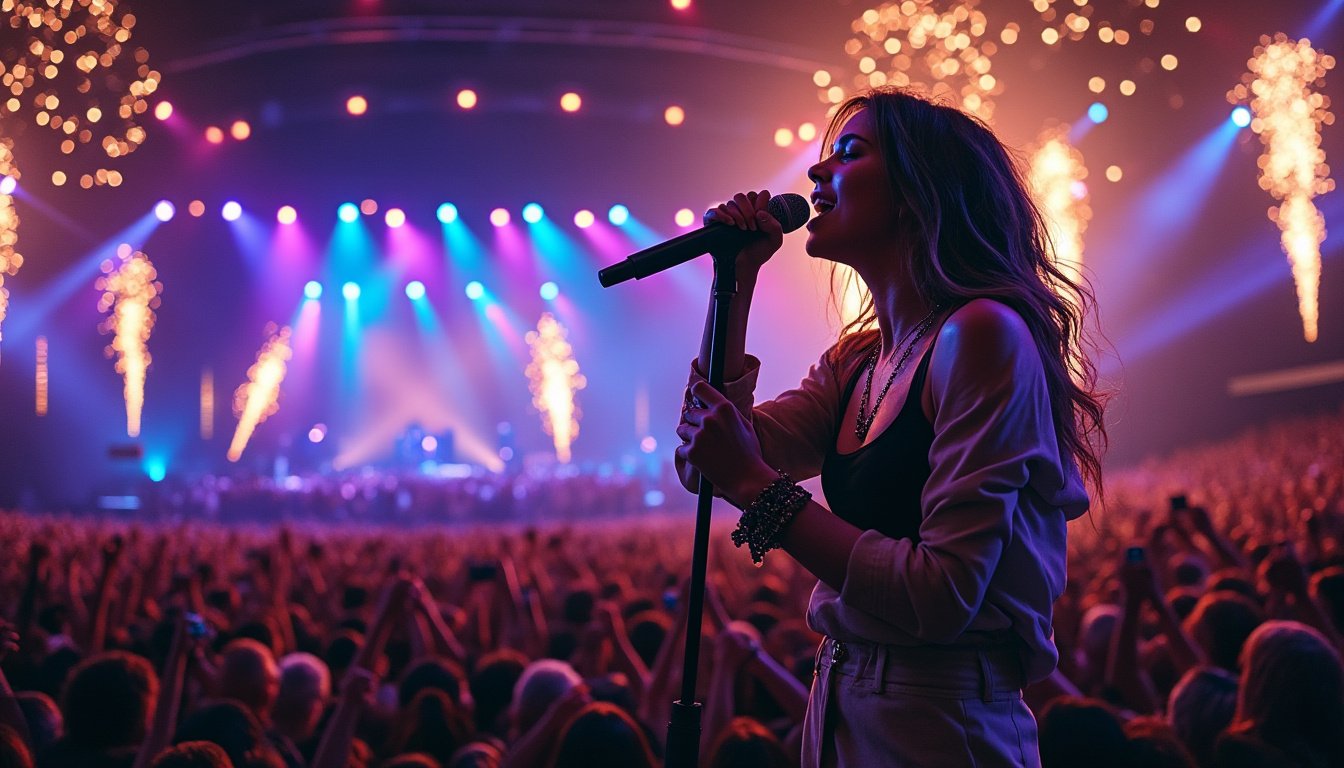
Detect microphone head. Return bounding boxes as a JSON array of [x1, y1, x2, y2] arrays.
[[767, 193, 811, 233]]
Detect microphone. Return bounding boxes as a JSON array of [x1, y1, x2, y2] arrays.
[[597, 193, 811, 287]]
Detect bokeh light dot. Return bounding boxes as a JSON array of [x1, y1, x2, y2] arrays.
[[1105, 165, 1123, 182], [153, 101, 172, 120], [798, 122, 817, 141], [670, 0, 691, 10], [51, 171, 66, 186], [437, 203, 458, 223], [608, 204, 629, 226], [522, 203, 544, 223], [304, 281, 323, 300], [338, 203, 360, 223], [0, 176, 16, 195], [153, 200, 174, 221], [490, 208, 511, 227], [675, 208, 695, 227], [385, 208, 406, 228], [204, 126, 223, 143], [1231, 106, 1251, 128], [405, 280, 425, 300], [573, 209, 595, 228], [342, 282, 361, 300], [360, 199, 378, 216], [457, 89, 477, 109], [230, 120, 250, 140], [1186, 16, 1201, 33], [188, 200, 205, 217], [277, 205, 298, 225], [774, 127, 794, 147], [1087, 102, 1109, 123], [539, 281, 559, 301], [1088, 76, 1106, 93], [1160, 54, 1178, 71], [465, 281, 485, 300], [1119, 79, 1136, 96], [221, 201, 241, 221], [346, 95, 368, 115], [560, 92, 582, 112]]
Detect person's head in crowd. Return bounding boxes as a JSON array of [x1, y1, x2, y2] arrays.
[[561, 589, 594, 626], [174, 699, 286, 768], [398, 656, 470, 710], [217, 638, 280, 722], [229, 621, 279, 660], [36, 604, 72, 641], [549, 701, 657, 768], [149, 740, 234, 768], [706, 716, 790, 768], [1073, 604, 1120, 684], [61, 650, 158, 752], [447, 740, 503, 768], [385, 688, 474, 767], [1225, 620, 1344, 766], [0, 724, 34, 768], [1183, 590, 1265, 671], [509, 659, 583, 740], [1123, 717, 1196, 768], [1167, 665, 1238, 768], [1310, 565, 1344, 636], [272, 652, 330, 744], [322, 629, 363, 683], [342, 585, 370, 615], [468, 649, 527, 738], [37, 644, 82, 699], [1038, 696, 1130, 768], [1205, 572, 1259, 601], [625, 611, 670, 668], [1165, 587, 1202, 621], [1170, 554, 1209, 588], [16, 690, 63, 752]]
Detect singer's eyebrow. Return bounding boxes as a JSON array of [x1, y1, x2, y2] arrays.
[[830, 133, 870, 153]]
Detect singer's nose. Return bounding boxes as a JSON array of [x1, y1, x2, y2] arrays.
[[807, 160, 827, 185]]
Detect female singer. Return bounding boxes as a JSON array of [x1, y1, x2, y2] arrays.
[[674, 87, 1107, 767]]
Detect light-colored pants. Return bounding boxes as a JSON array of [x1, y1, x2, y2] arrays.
[[802, 637, 1042, 768]]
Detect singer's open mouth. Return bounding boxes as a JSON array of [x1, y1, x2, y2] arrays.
[[813, 201, 834, 215]]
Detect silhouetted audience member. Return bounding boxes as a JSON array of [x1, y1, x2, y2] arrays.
[[549, 701, 656, 768], [1168, 666, 1239, 768], [1038, 697, 1129, 768], [1213, 621, 1344, 768]]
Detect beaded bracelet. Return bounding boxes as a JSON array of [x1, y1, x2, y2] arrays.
[[731, 470, 811, 565]]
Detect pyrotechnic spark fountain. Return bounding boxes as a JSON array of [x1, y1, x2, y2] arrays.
[[1230, 34, 1335, 342], [0, 138, 20, 354], [526, 313, 585, 464], [1, 0, 159, 189], [34, 335, 46, 415], [200, 368, 214, 440], [1029, 126, 1091, 286], [228, 326, 292, 462], [96, 245, 159, 437]]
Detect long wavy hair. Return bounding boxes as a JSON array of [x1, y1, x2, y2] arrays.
[[823, 87, 1108, 494]]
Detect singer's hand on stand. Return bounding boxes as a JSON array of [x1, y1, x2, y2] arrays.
[[705, 190, 784, 274], [676, 380, 777, 507]]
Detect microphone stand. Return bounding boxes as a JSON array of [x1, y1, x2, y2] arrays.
[[664, 244, 737, 768]]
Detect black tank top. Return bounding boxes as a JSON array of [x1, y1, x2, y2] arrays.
[[821, 337, 938, 542]]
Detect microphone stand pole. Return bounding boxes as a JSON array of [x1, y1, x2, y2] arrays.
[[664, 245, 737, 768]]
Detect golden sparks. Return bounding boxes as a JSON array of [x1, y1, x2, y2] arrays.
[[1029, 126, 1091, 286], [1230, 34, 1335, 342], [1, 0, 159, 186], [0, 138, 20, 351], [525, 313, 585, 464], [97, 245, 161, 437], [228, 325, 293, 462]]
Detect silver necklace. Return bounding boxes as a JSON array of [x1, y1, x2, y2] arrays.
[[854, 305, 942, 441]]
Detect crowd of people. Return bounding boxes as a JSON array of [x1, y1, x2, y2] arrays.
[[0, 405, 1341, 767]]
